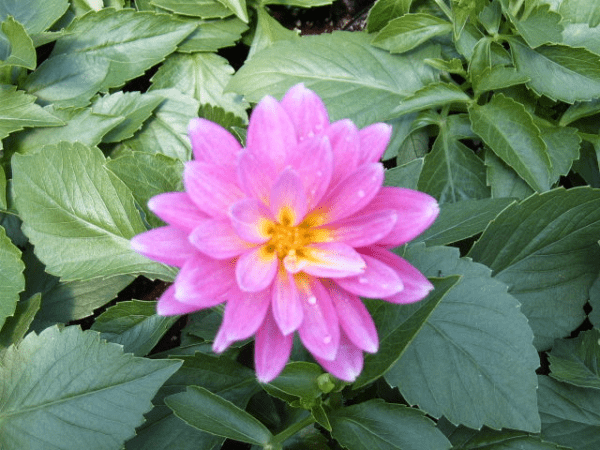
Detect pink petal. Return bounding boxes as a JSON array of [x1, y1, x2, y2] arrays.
[[246, 95, 297, 169], [130, 226, 196, 267], [334, 253, 403, 298], [315, 332, 363, 382], [280, 84, 329, 142], [148, 192, 208, 232], [156, 284, 202, 316], [270, 168, 308, 226], [272, 267, 303, 335], [189, 219, 256, 259], [326, 282, 378, 353], [284, 242, 365, 278], [255, 309, 293, 383], [174, 254, 235, 306], [357, 123, 392, 164], [361, 246, 434, 304], [314, 163, 384, 224], [236, 246, 278, 292], [188, 118, 242, 165], [213, 288, 271, 353], [229, 198, 273, 244], [297, 278, 340, 361], [325, 119, 360, 188], [184, 161, 244, 219], [324, 209, 398, 247], [367, 187, 440, 247], [237, 150, 277, 205]]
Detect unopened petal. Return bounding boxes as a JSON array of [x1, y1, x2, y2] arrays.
[[188, 118, 242, 164], [272, 266, 303, 335], [189, 219, 256, 259], [357, 123, 392, 164], [236, 246, 278, 292], [287, 242, 365, 278], [270, 168, 308, 226], [255, 310, 293, 383], [156, 285, 201, 316], [174, 254, 236, 306], [280, 84, 329, 142], [148, 192, 208, 232], [324, 209, 398, 247], [315, 332, 363, 382], [335, 254, 403, 298], [229, 198, 273, 244], [131, 226, 196, 267], [325, 119, 360, 188]]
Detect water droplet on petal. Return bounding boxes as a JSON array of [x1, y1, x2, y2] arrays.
[[307, 296, 317, 305], [308, 131, 315, 138], [316, 171, 323, 177], [358, 277, 368, 284], [315, 124, 323, 131], [323, 335, 332, 344], [358, 190, 365, 198]]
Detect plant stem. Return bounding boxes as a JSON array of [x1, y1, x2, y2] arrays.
[[433, 0, 453, 21], [270, 414, 316, 446]]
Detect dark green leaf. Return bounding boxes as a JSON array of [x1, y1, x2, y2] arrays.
[[261, 0, 334, 7], [216, 0, 248, 22], [0, 226, 24, 330], [485, 149, 534, 199], [384, 158, 423, 190], [265, 362, 324, 406], [366, 0, 412, 32], [177, 17, 248, 53], [507, 3, 563, 48], [388, 82, 471, 117], [560, 99, 600, 127], [537, 122, 580, 183], [548, 329, 600, 390], [0, 293, 40, 349], [472, 66, 530, 96]]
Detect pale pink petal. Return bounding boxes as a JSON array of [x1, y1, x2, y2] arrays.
[[366, 187, 440, 247], [130, 226, 196, 267], [270, 168, 308, 226], [157, 285, 202, 316], [357, 123, 392, 164], [148, 192, 208, 232], [298, 279, 340, 361], [361, 246, 434, 304], [315, 332, 363, 382], [237, 150, 277, 205], [189, 219, 256, 259], [272, 266, 303, 335], [335, 254, 403, 298], [280, 83, 329, 142], [285, 242, 365, 278], [325, 119, 360, 188], [229, 198, 273, 244], [313, 163, 384, 224], [255, 310, 293, 383], [236, 246, 278, 292], [246, 95, 297, 169], [184, 161, 244, 219], [213, 288, 271, 353], [324, 209, 398, 247], [188, 118, 242, 164], [174, 254, 235, 306]]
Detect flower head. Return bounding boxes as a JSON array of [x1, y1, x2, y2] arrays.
[[131, 84, 439, 383]]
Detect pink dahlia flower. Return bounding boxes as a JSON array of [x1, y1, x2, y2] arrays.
[[131, 84, 439, 383]]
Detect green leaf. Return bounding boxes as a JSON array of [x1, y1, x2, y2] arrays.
[[215, 0, 248, 22], [561, 22, 600, 56], [442, 424, 570, 449], [371, 13, 452, 54], [538, 375, 600, 450], [0, 16, 36, 69], [387, 244, 541, 432], [0, 226, 24, 330], [560, 99, 600, 127], [261, 0, 334, 7], [264, 362, 324, 406], [510, 39, 600, 103], [354, 276, 460, 389], [413, 197, 515, 247], [12, 141, 175, 281], [248, 7, 299, 60], [0, 165, 6, 210], [484, 149, 534, 199], [151, 0, 233, 18], [537, 122, 580, 183], [548, 329, 600, 390], [468, 187, 600, 350], [227, 31, 438, 128], [506, 3, 563, 48], [150, 52, 248, 120], [0, 0, 69, 35], [177, 17, 248, 53], [0, 293, 40, 350], [469, 93, 552, 192], [384, 158, 423, 190], [165, 385, 273, 445], [477, 0, 501, 34], [559, 0, 600, 27], [387, 82, 472, 117], [329, 399, 451, 450], [472, 66, 530, 96], [367, 0, 412, 32]]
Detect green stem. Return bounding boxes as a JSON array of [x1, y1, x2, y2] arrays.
[[270, 414, 316, 446], [433, 0, 453, 21]]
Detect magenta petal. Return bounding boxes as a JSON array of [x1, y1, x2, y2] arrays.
[[272, 267, 303, 335], [189, 219, 256, 259], [315, 332, 363, 382], [326, 283, 378, 353], [174, 254, 235, 306], [270, 168, 308, 225], [298, 279, 340, 361], [288, 242, 365, 278], [325, 119, 360, 188], [236, 247, 278, 292], [131, 226, 196, 267], [184, 161, 244, 219], [280, 84, 329, 142], [148, 192, 208, 232], [255, 310, 293, 383], [188, 118, 242, 164], [361, 246, 434, 304], [326, 209, 398, 247], [229, 198, 273, 244], [156, 285, 201, 316], [237, 150, 277, 205], [358, 123, 392, 164], [335, 253, 403, 298]]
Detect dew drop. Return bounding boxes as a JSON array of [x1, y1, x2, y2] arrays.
[[308, 131, 315, 138], [315, 124, 323, 131], [316, 170, 323, 177], [358, 190, 366, 198], [307, 295, 317, 305], [323, 335, 332, 344], [358, 277, 368, 284]]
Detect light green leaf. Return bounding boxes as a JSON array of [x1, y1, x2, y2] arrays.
[[506, 3, 563, 48], [469, 93, 551, 192], [0, 165, 6, 209], [228, 31, 438, 128], [248, 7, 299, 60], [387, 82, 471, 117], [12, 141, 175, 281], [560, 99, 600, 127], [150, 52, 248, 120], [561, 22, 600, 56], [548, 329, 600, 390], [0, 293, 40, 350], [215, 0, 248, 22], [151, 0, 233, 18], [0, 0, 69, 35], [366, 0, 412, 32], [559, 0, 600, 27], [0, 326, 181, 450], [388, 244, 541, 432], [510, 39, 600, 103], [0, 226, 24, 330], [485, 149, 534, 199], [371, 13, 452, 54], [478, 0, 501, 34], [0, 16, 35, 69], [424, 57, 466, 75], [329, 399, 451, 450], [468, 187, 600, 350], [165, 386, 273, 445], [537, 122, 580, 183], [261, 0, 334, 6], [472, 66, 530, 96], [177, 17, 248, 53]]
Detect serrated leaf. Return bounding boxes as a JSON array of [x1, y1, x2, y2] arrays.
[[469, 93, 551, 192], [371, 13, 452, 54], [177, 17, 248, 53], [478, 0, 501, 34], [0, 16, 36, 69], [248, 7, 299, 60], [329, 399, 451, 450], [507, 3, 563, 48], [560, 99, 600, 127], [548, 329, 600, 390], [367, 0, 412, 32], [215, 0, 248, 22], [0, 326, 181, 450], [384, 158, 423, 190], [537, 122, 580, 183], [12, 141, 175, 281], [0, 293, 40, 350], [468, 187, 600, 350], [443, 424, 570, 449], [472, 66, 530, 96], [228, 31, 438, 128], [559, 0, 600, 27], [561, 22, 600, 56], [151, 0, 233, 18], [0, 226, 24, 330], [485, 149, 534, 199], [0, 0, 69, 35], [388, 82, 471, 117]]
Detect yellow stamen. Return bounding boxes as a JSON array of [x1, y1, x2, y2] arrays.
[[263, 211, 331, 259]]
